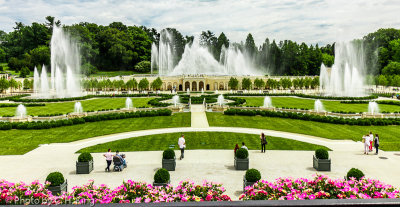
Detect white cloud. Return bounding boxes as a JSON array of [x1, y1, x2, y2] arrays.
[[0, 0, 399, 46]]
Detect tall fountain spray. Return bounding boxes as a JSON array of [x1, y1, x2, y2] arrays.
[[74, 102, 83, 113], [186, 88, 190, 95], [125, 98, 133, 109], [217, 95, 224, 106], [172, 95, 180, 107], [319, 41, 367, 97], [368, 102, 379, 114], [15, 104, 27, 118], [314, 100, 324, 112], [201, 88, 204, 94], [152, 29, 264, 76], [34, 24, 81, 98], [33, 67, 40, 95], [263, 96, 272, 108]]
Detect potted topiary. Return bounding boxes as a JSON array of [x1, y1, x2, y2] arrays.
[[243, 168, 261, 191], [46, 172, 67, 195], [235, 148, 249, 170], [76, 152, 94, 174], [162, 149, 176, 171], [346, 168, 364, 180], [153, 168, 170, 187], [313, 148, 331, 171]]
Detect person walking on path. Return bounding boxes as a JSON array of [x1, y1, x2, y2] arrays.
[[103, 149, 113, 172], [363, 134, 370, 155], [241, 142, 248, 151], [369, 131, 374, 152], [260, 133, 267, 153], [178, 134, 186, 160], [374, 134, 380, 155]]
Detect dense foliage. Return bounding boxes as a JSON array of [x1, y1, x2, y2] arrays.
[[224, 108, 400, 126], [0, 179, 231, 205], [245, 169, 261, 182], [347, 168, 365, 180], [162, 149, 175, 159], [0, 109, 172, 130], [235, 148, 249, 159], [78, 152, 93, 162], [315, 149, 329, 160], [45, 172, 65, 187], [240, 175, 400, 200], [154, 168, 170, 184]]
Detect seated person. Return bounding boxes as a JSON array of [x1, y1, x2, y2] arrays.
[[115, 150, 127, 167]]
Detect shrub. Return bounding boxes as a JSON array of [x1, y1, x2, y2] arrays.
[[315, 148, 329, 160], [45, 172, 65, 186], [347, 168, 364, 180], [236, 148, 249, 159], [78, 152, 93, 162], [154, 168, 170, 183], [245, 169, 261, 182], [163, 149, 175, 159]]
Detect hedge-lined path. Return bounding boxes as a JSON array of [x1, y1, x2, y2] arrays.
[[190, 104, 209, 128], [1, 127, 400, 200]]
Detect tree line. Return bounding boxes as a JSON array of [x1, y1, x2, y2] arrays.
[[0, 17, 400, 77]]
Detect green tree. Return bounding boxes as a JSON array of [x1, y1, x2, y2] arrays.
[[0, 77, 9, 93], [126, 78, 138, 90], [30, 45, 50, 67], [228, 77, 239, 90], [254, 78, 265, 89], [382, 61, 400, 75], [151, 77, 163, 90], [134, 60, 151, 73], [321, 53, 334, 67], [0, 48, 6, 62], [392, 75, 400, 87], [378, 75, 389, 86], [245, 33, 257, 56], [9, 78, 18, 92], [311, 77, 320, 89], [81, 63, 98, 76], [19, 66, 30, 78], [138, 78, 149, 90], [241, 78, 252, 90]]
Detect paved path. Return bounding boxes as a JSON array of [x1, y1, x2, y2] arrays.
[[190, 104, 209, 128], [1, 127, 399, 199]]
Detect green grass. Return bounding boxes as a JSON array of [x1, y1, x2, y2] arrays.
[[207, 113, 400, 151], [78, 132, 330, 153], [242, 97, 400, 112], [0, 113, 190, 155], [0, 97, 153, 116]]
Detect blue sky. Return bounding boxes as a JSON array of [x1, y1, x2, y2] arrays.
[[0, 0, 399, 45]]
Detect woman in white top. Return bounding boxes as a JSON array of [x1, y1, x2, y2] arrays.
[[363, 134, 370, 155]]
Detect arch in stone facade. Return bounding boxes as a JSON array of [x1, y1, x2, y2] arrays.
[[192, 81, 197, 91], [199, 81, 204, 91], [185, 81, 190, 91], [219, 82, 224, 90], [167, 82, 172, 90]]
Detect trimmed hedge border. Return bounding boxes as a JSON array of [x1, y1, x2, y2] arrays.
[[0, 94, 30, 100], [0, 103, 45, 107], [224, 93, 378, 100], [341, 100, 400, 106], [0, 109, 172, 130], [224, 108, 400, 126], [8, 94, 164, 103]]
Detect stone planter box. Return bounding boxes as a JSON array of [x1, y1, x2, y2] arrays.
[[313, 155, 331, 171], [153, 180, 170, 188], [234, 157, 249, 170], [243, 176, 258, 192], [162, 157, 176, 171], [47, 180, 68, 195], [76, 160, 94, 174]]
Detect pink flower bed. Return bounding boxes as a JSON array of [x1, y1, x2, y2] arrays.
[[0, 180, 231, 205], [240, 175, 400, 200]]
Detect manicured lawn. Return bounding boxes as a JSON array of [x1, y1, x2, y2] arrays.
[[78, 132, 330, 153], [0, 97, 153, 116], [0, 113, 190, 155], [242, 97, 400, 112], [207, 112, 400, 151]]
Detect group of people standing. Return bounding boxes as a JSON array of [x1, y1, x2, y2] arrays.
[[363, 132, 380, 155], [234, 133, 268, 155]]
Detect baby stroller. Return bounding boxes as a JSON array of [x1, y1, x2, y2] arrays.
[[113, 156, 124, 171]]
